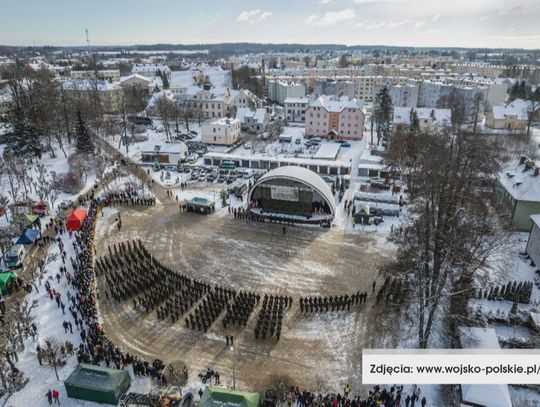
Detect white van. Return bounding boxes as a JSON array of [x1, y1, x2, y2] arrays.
[[5, 245, 26, 269]]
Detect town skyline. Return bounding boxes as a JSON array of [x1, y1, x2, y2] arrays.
[[1, 0, 539, 49]]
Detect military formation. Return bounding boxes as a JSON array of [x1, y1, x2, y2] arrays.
[[96, 239, 373, 339], [254, 294, 292, 341], [299, 292, 368, 313], [375, 276, 408, 306]]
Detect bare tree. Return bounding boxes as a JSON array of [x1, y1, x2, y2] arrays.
[[384, 123, 505, 348], [155, 96, 175, 141], [43, 338, 66, 381]]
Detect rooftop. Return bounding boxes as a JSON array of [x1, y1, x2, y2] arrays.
[[499, 157, 540, 202]]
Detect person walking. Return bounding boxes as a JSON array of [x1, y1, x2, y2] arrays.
[[421, 397, 426, 407], [45, 390, 52, 405], [52, 389, 60, 404]]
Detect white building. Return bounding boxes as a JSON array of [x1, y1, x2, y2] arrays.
[[392, 107, 451, 132], [132, 63, 171, 78], [268, 80, 306, 104], [236, 108, 269, 133], [140, 141, 188, 165], [228, 89, 263, 114], [201, 118, 241, 146], [373, 84, 419, 108], [284, 97, 310, 123], [71, 69, 120, 82]]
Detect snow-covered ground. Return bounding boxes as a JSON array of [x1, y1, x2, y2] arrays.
[[4, 216, 152, 407]]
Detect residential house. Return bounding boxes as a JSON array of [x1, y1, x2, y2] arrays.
[[228, 89, 262, 115], [485, 104, 528, 131], [497, 156, 540, 231], [284, 97, 310, 123], [305, 96, 365, 140], [201, 118, 241, 146], [236, 108, 269, 133], [392, 107, 451, 133]]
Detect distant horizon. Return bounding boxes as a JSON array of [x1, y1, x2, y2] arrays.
[[1, 0, 539, 50], [0, 41, 538, 52]]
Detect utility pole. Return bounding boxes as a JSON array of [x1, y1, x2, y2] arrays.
[[85, 28, 97, 74], [230, 345, 236, 390]]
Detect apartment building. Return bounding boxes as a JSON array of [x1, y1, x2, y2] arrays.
[[201, 118, 241, 146], [305, 96, 365, 140], [284, 97, 310, 123]]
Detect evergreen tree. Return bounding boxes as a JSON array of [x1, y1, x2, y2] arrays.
[[409, 109, 420, 135], [518, 81, 528, 99], [374, 87, 393, 145], [75, 110, 94, 154], [6, 104, 41, 158], [509, 82, 520, 101], [161, 71, 170, 89]]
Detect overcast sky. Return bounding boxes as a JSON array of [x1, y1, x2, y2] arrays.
[[0, 0, 539, 49]]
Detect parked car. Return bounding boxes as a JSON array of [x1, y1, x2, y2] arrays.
[[341, 142, 351, 148], [198, 174, 207, 182], [59, 200, 72, 210]]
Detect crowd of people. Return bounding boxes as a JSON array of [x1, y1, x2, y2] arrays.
[[101, 190, 156, 206], [254, 295, 292, 341], [276, 384, 428, 407], [299, 292, 367, 313], [38, 198, 167, 386]]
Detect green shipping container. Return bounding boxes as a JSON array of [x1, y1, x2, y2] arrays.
[[64, 364, 131, 405]]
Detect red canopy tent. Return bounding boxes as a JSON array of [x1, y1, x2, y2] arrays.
[[66, 208, 87, 232]]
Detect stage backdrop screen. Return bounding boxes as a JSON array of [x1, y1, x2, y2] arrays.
[[270, 185, 299, 202]]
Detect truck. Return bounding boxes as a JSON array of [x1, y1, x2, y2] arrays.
[[31, 201, 50, 216]]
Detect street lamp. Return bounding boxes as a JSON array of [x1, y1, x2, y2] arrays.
[[230, 345, 236, 390]]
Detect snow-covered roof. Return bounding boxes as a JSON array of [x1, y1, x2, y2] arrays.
[[236, 107, 267, 124], [132, 63, 170, 74], [459, 327, 513, 407], [459, 326, 500, 349], [498, 158, 540, 202], [211, 117, 241, 126], [140, 141, 187, 155], [61, 78, 120, 91], [531, 214, 540, 228], [120, 73, 150, 83], [492, 99, 530, 120], [284, 97, 310, 105], [251, 166, 336, 216], [313, 143, 341, 160], [309, 96, 361, 113], [393, 107, 451, 126]]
